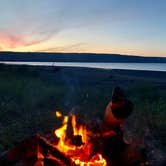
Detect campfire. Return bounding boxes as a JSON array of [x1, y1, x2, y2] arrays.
[[0, 111, 108, 166], [53, 111, 107, 166], [0, 110, 147, 166]]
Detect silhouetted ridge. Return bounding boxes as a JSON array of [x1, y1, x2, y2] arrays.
[[0, 52, 165, 63]]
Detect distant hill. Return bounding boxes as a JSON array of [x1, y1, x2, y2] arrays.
[[0, 51, 166, 63]]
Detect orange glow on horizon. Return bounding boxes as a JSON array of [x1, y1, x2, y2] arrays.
[[6, 46, 166, 57], [0, 33, 25, 50], [0, 36, 165, 57]]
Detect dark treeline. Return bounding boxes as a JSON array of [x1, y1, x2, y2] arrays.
[[0, 51, 166, 63]]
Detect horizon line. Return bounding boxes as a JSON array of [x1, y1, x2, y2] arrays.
[[0, 51, 166, 58]]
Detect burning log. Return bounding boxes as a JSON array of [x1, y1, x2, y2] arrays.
[[70, 135, 85, 147], [37, 134, 76, 166], [0, 134, 76, 166]]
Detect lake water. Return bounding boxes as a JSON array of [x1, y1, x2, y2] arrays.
[[0, 61, 166, 72]]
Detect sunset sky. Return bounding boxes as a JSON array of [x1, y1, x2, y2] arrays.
[[0, 0, 166, 57]]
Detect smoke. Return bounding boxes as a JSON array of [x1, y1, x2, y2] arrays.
[[62, 72, 80, 112]]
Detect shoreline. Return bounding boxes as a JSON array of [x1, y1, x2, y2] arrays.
[[1, 62, 166, 75], [1, 63, 166, 88], [0, 62, 166, 72]]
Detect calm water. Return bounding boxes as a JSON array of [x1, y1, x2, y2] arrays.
[[0, 61, 166, 72]]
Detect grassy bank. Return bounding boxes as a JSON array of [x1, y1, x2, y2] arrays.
[[0, 64, 166, 164]]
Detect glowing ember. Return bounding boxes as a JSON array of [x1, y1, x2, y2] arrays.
[[56, 111, 62, 118], [73, 154, 107, 166], [54, 111, 107, 166]]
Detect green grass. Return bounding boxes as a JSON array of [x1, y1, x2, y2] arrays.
[[0, 64, 165, 158]]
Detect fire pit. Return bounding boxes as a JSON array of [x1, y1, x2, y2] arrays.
[[0, 111, 147, 166]]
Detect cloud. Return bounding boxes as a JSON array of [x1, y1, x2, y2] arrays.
[[26, 33, 59, 47], [0, 0, 113, 52], [0, 32, 26, 50], [0, 1, 121, 52], [36, 43, 86, 53], [0, 24, 61, 51]]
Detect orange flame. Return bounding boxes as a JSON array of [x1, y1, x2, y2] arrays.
[[54, 115, 76, 152], [73, 154, 107, 166], [71, 114, 87, 144], [55, 111, 62, 118], [54, 111, 107, 166]]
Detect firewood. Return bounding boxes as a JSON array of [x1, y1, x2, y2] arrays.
[[0, 133, 147, 166], [44, 155, 66, 166], [0, 134, 38, 166], [36, 134, 76, 166], [0, 134, 76, 166]]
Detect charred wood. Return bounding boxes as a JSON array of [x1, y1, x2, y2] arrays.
[[0, 134, 76, 166]]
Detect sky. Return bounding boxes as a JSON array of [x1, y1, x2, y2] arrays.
[[0, 0, 166, 57]]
